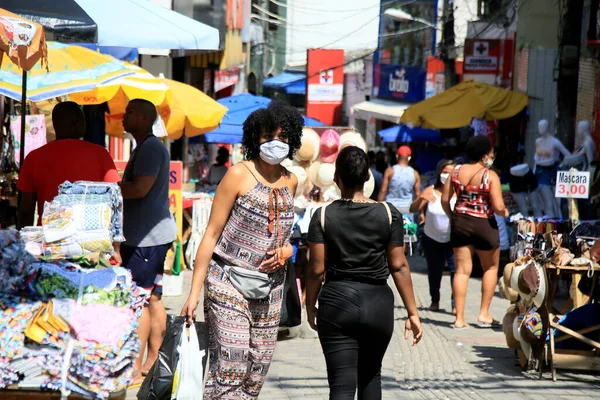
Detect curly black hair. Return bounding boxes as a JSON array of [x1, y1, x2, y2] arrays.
[[241, 101, 304, 160]]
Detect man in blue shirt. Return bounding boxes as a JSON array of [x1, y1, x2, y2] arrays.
[[119, 99, 177, 386]]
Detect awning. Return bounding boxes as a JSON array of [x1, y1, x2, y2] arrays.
[[4, 0, 219, 51], [263, 72, 306, 95], [379, 125, 442, 143], [400, 80, 529, 129], [351, 98, 412, 124]]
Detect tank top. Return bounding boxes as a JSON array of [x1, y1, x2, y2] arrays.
[[424, 189, 455, 243], [385, 165, 416, 213], [452, 165, 494, 218], [214, 163, 295, 270]]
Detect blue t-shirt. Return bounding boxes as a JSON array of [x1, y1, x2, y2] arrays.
[[123, 135, 177, 247]]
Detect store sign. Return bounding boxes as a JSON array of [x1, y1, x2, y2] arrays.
[[374, 64, 426, 102], [215, 67, 239, 92], [555, 171, 590, 199], [464, 39, 500, 74], [306, 48, 345, 125]]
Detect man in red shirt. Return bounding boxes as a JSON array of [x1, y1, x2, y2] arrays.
[[17, 101, 121, 228]]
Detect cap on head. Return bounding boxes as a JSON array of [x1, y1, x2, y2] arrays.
[[397, 145, 412, 158], [52, 101, 85, 139]]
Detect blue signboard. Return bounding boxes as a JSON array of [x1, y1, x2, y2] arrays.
[[374, 64, 427, 103]]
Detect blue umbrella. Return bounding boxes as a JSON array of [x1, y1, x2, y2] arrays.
[[263, 72, 306, 95], [204, 93, 325, 144], [379, 124, 442, 143]]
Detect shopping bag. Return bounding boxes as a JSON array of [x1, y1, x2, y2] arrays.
[[138, 315, 208, 400], [171, 324, 205, 400]]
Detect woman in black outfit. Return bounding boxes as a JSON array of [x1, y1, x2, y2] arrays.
[[306, 146, 423, 400]]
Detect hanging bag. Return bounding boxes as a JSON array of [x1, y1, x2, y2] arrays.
[[171, 323, 206, 400]]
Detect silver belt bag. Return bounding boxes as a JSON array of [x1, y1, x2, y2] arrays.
[[214, 255, 273, 299]]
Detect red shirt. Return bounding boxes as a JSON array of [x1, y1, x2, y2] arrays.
[[17, 139, 121, 223]]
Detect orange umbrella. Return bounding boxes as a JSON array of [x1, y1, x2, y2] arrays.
[[0, 8, 47, 71]]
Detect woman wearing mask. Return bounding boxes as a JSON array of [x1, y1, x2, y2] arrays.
[[180, 103, 304, 399], [306, 146, 422, 399], [410, 160, 456, 313], [442, 136, 508, 330]]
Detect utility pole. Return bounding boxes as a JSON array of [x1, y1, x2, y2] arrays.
[[440, 0, 456, 89], [258, 0, 269, 95], [556, 0, 584, 149]]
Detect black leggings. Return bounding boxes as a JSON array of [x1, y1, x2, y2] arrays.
[[317, 280, 394, 400]]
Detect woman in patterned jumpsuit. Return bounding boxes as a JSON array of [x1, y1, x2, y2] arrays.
[[181, 103, 304, 399]]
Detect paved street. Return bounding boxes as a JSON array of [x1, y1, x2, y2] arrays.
[[129, 256, 600, 399]]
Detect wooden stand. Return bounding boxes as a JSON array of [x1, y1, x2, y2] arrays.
[[544, 264, 600, 381]]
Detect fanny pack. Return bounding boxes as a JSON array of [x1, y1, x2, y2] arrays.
[[213, 255, 273, 300]]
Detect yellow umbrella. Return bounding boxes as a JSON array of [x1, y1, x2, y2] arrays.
[[400, 80, 529, 129], [160, 76, 228, 139], [69, 64, 172, 109], [102, 73, 227, 140]]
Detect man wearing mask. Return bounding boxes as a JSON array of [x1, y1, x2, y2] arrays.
[[17, 101, 120, 229], [119, 99, 177, 387]]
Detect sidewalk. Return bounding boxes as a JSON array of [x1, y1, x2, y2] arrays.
[[128, 256, 600, 399]]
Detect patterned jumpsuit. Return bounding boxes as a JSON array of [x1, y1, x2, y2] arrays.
[[203, 171, 294, 400]]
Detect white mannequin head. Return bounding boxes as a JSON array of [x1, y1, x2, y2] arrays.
[[577, 120, 591, 139], [538, 119, 550, 136]]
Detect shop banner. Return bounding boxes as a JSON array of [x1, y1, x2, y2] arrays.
[[215, 67, 240, 92], [374, 64, 427, 103], [306, 49, 345, 125]]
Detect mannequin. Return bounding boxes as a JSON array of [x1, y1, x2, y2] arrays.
[[509, 164, 543, 217], [575, 120, 596, 171], [534, 119, 570, 218]]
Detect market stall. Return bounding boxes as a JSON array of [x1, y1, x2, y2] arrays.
[[0, 180, 143, 399], [499, 218, 600, 380]]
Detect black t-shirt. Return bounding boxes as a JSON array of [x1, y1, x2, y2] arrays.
[[308, 201, 405, 283]]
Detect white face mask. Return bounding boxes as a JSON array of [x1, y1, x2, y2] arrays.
[[259, 140, 289, 165], [483, 157, 494, 168], [439, 172, 449, 185]]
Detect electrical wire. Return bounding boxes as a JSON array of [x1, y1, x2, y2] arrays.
[[268, 0, 405, 14]]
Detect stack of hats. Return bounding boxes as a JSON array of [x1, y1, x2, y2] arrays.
[[499, 259, 549, 364], [290, 128, 370, 206]]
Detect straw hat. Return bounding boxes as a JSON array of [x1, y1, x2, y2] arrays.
[[520, 310, 544, 346], [510, 263, 528, 294], [517, 262, 547, 308], [295, 128, 320, 162], [339, 131, 367, 153], [513, 315, 531, 359], [289, 164, 307, 188], [503, 308, 519, 349], [363, 171, 375, 198], [502, 263, 519, 302], [309, 161, 322, 188], [320, 129, 340, 163], [317, 163, 336, 187]]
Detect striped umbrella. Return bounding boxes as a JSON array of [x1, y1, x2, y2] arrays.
[[0, 41, 132, 102]]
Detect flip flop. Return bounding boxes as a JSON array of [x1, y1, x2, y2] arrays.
[[128, 382, 142, 390], [451, 324, 469, 330], [476, 319, 500, 328]]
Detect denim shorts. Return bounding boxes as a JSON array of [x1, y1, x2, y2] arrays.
[[535, 165, 557, 186]]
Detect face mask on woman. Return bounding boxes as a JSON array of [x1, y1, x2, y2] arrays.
[[439, 172, 450, 185], [483, 156, 494, 169], [260, 140, 290, 165]]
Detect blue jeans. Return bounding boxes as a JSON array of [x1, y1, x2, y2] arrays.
[[422, 234, 455, 305]]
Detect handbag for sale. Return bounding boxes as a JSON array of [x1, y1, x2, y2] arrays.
[[223, 265, 273, 300]]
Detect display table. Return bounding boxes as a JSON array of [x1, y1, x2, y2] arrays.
[[544, 263, 600, 381]]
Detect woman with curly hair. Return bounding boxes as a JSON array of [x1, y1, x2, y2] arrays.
[[181, 102, 303, 399]]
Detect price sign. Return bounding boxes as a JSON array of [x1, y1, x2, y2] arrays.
[[555, 170, 590, 199]]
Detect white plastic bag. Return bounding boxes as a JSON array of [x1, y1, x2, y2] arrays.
[[171, 324, 205, 400]]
